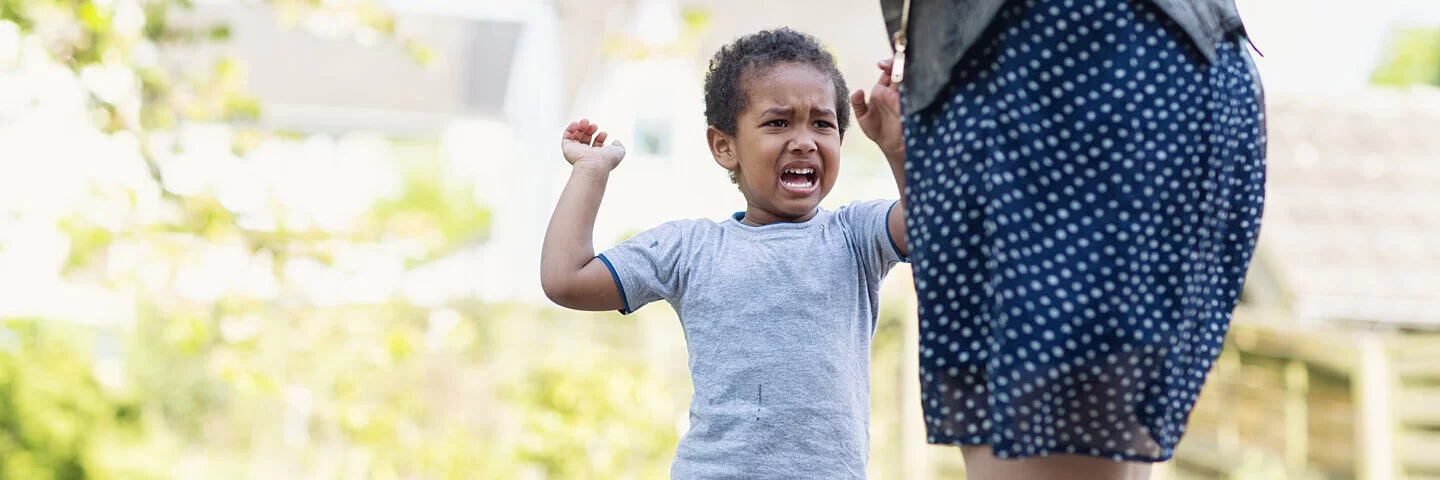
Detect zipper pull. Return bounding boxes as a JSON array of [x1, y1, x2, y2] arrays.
[[890, 31, 907, 84]]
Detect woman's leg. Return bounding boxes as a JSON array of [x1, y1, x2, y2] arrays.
[[961, 446, 1154, 480]]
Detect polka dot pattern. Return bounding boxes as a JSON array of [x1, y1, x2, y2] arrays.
[[903, 0, 1266, 461]]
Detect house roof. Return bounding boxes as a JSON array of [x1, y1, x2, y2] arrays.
[[1259, 87, 1440, 328], [174, 3, 524, 134]]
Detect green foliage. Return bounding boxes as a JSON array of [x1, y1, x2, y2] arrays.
[[2, 0, 507, 478], [368, 172, 492, 261], [603, 6, 712, 60], [0, 320, 161, 480], [501, 352, 680, 480], [1371, 27, 1440, 87], [0, 0, 691, 478], [126, 309, 231, 442], [58, 220, 114, 274]]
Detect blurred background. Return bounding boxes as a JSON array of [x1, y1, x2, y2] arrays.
[[0, 0, 1437, 478]]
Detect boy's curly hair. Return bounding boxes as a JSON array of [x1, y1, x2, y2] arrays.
[[703, 28, 851, 141]]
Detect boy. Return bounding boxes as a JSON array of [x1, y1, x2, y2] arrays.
[[540, 28, 908, 478]]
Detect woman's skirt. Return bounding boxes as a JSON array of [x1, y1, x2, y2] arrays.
[[903, 0, 1266, 461]]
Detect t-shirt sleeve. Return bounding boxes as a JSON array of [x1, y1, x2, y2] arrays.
[[595, 220, 696, 314], [836, 199, 909, 276]]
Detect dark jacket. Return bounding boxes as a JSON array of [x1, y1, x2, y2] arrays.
[[880, 0, 1249, 113]]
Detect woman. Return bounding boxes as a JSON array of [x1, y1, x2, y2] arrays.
[[878, 0, 1266, 477]]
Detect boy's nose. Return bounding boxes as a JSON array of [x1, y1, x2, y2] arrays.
[[789, 134, 818, 155]]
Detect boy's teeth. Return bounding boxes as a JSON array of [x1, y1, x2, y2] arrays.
[[781, 166, 815, 189]]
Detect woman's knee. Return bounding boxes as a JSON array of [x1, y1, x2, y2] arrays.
[[960, 445, 1154, 480]]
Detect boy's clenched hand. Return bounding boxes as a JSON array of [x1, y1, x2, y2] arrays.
[[561, 119, 626, 172]]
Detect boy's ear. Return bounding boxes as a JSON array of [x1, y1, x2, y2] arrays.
[[707, 126, 739, 172]]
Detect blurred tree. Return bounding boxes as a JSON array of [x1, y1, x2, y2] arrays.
[[1370, 27, 1440, 86], [602, 6, 711, 61], [0, 0, 495, 478], [0, 319, 162, 479], [502, 351, 681, 480], [1, 0, 688, 478]]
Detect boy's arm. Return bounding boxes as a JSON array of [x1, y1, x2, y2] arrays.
[[852, 58, 910, 257], [540, 120, 627, 311], [884, 150, 909, 258]]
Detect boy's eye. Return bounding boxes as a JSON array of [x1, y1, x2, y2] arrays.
[[763, 119, 788, 128], [813, 120, 836, 129]]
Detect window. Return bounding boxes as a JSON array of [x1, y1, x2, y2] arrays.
[[634, 117, 672, 157]]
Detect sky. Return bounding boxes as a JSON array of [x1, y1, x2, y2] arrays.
[[1238, 0, 1440, 94]]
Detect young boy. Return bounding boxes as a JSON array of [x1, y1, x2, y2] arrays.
[[540, 28, 908, 478]]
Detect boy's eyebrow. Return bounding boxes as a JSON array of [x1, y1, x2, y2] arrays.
[[760, 106, 794, 117], [759, 106, 836, 117]]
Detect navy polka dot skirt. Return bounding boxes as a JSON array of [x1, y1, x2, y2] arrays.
[[903, 0, 1266, 461]]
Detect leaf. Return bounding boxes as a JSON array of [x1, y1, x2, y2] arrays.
[[208, 24, 231, 41], [404, 37, 439, 67], [680, 7, 711, 33], [1370, 27, 1440, 87], [59, 219, 115, 273]]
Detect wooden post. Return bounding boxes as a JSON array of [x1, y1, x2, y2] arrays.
[[1154, 461, 1177, 480], [1284, 358, 1309, 472], [1355, 333, 1395, 480], [1217, 347, 1242, 456], [898, 277, 930, 480]]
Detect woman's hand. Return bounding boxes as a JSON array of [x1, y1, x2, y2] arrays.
[[850, 58, 905, 161]]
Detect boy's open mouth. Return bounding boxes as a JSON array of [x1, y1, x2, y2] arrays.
[[779, 166, 818, 194]]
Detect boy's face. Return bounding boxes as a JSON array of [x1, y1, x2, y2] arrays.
[[709, 63, 841, 224]]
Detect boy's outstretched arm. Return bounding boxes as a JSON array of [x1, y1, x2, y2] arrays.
[[540, 119, 628, 311], [852, 58, 910, 257]]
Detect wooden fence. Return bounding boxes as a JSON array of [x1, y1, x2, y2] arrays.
[[1177, 307, 1440, 480], [896, 306, 1440, 479]]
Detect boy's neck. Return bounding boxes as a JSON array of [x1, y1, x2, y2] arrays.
[[740, 205, 819, 226]]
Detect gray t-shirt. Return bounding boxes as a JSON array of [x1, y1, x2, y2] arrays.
[[598, 199, 906, 479]]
